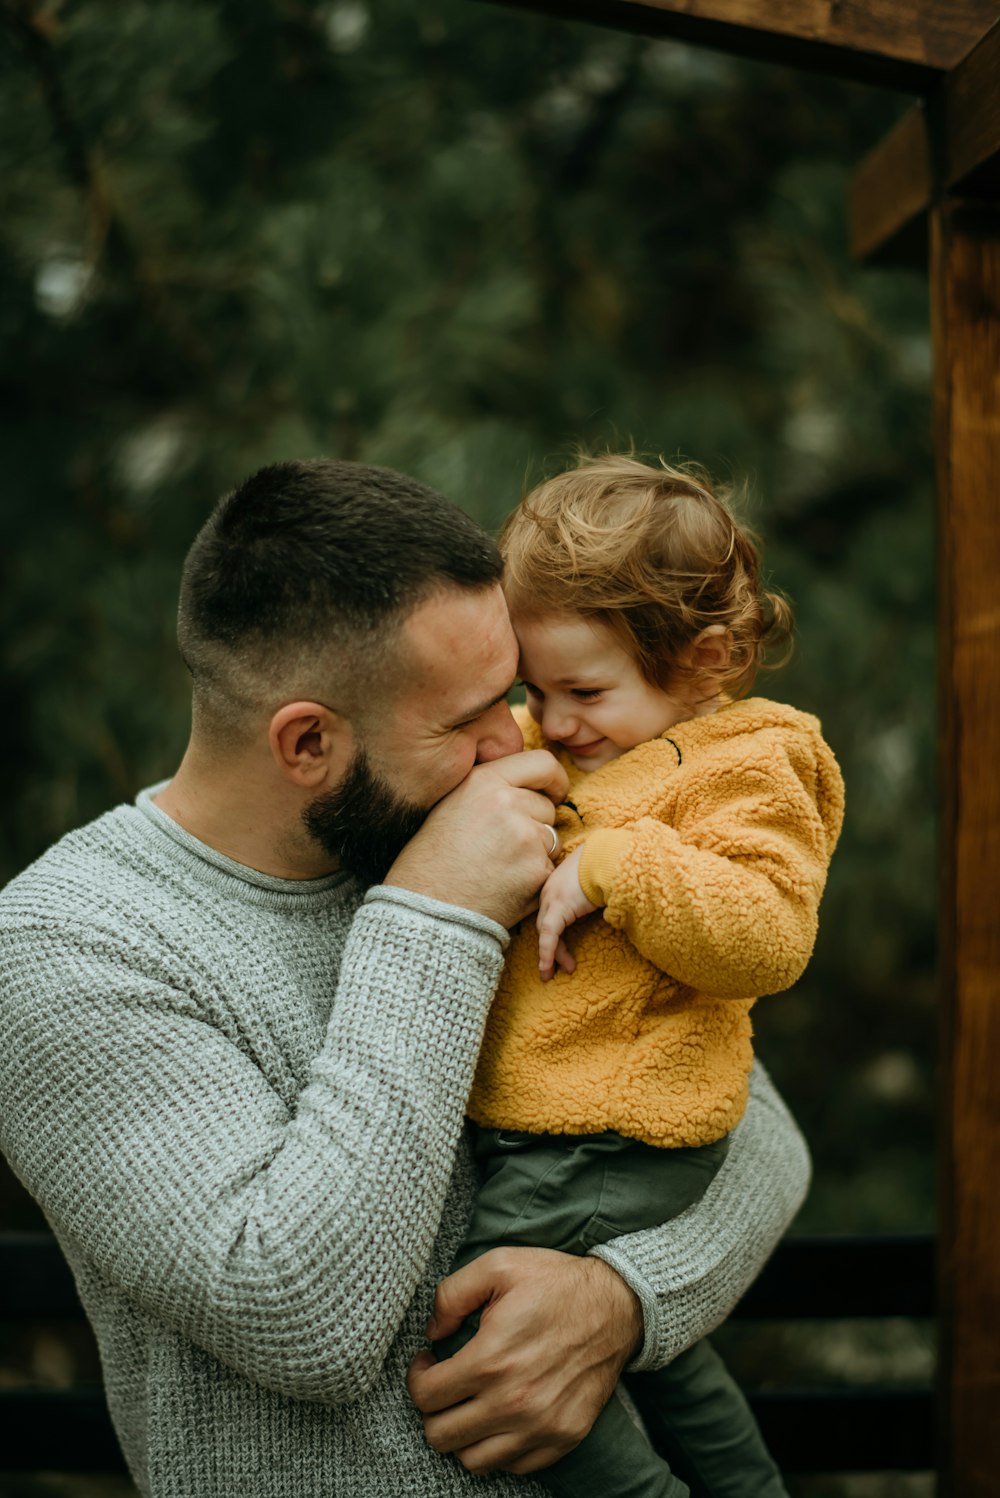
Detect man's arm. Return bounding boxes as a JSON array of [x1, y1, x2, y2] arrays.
[[408, 1248, 640, 1476], [0, 753, 569, 1409], [407, 1058, 807, 1473], [0, 890, 507, 1405]]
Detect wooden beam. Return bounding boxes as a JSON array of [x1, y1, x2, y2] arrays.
[[931, 198, 1000, 1498], [484, 0, 1000, 92], [851, 18, 1000, 261], [945, 14, 1000, 195], [850, 104, 931, 263]]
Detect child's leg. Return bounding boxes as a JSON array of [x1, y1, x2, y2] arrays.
[[623, 1341, 787, 1498], [433, 1129, 732, 1497], [462, 1126, 730, 1263], [527, 1389, 690, 1498], [436, 1127, 727, 1358]]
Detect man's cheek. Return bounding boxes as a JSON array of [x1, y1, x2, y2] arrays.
[[439, 745, 478, 801]]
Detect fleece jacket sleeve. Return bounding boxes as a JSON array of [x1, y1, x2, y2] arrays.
[[579, 734, 838, 1000]]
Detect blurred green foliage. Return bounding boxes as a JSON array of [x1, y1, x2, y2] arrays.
[[1, 0, 934, 1233]]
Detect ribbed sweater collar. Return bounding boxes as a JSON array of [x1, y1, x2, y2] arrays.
[[134, 782, 353, 905]]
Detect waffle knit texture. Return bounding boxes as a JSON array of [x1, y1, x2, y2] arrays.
[[468, 699, 844, 1148], [0, 787, 811, 1496]]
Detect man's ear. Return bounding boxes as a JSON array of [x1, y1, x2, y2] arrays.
[[687, 625, 731, 674], [268, 701, 354, 789]]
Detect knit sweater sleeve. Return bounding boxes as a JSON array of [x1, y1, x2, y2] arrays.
[[0, 886, 505, 1407], [592, 1058, 811, 1369], [579, 730, 843, 1000]]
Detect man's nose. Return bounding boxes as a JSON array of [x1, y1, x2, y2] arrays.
[[475, 702, 524, 764]]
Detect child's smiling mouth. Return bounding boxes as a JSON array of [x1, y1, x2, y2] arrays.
[[563, 738, 606, 757]]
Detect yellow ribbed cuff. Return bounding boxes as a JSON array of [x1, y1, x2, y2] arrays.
[[579, 829, 635, 907]]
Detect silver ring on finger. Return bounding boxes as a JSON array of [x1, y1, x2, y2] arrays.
[[546, 825, 559, 858]]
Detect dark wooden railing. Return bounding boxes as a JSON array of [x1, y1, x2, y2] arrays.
[[0, 1230, 935, 1476]]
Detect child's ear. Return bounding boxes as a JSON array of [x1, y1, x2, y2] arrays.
[[688, 625, 731, 674]]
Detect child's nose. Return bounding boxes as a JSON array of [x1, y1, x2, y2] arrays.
[[542, 702, 577, 742]]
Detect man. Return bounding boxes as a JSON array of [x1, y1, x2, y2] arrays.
[[0, 460, 809, 1496]]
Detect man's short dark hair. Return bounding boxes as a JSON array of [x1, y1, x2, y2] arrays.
[[177, 459, 503, 739]]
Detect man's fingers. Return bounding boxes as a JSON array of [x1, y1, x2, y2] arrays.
[[406, 1349, 436, 1388], [407, 1345, 483, 1416], [484, 748, 569, 807], [451, 1435, 555, 1476], [506, 786, 557, 829], [501, 1443, 568, 1476], [409, 1249, 640, 1475], [427, 1252, 498, 1340]]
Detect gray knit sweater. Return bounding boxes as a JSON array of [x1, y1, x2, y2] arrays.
[[0, 789, 810, 1497]]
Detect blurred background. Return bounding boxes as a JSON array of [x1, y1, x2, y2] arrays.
[[1, 1, 935, 1493]]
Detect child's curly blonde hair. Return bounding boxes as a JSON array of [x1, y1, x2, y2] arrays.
[[499, 453, 793, 700]]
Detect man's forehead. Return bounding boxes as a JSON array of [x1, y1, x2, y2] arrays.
[[403, 584, 514, 661], [397, 585, 518, 708]]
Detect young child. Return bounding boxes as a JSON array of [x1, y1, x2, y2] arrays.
[[434, 455, 844, 1498]]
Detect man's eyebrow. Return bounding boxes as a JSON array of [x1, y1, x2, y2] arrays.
[[447, 682, 517, 726]]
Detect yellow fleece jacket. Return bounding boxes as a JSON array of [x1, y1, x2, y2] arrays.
[[467, 697, 844, 1148]]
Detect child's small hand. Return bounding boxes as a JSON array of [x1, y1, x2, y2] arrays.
[[537, 845, 599, 981]]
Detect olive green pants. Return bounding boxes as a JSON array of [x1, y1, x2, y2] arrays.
[[435, 1127, 788, 1498]]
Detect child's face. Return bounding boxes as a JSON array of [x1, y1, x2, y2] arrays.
[[514, 613, 701, 773]]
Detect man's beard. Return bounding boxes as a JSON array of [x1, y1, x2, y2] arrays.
[[302, 747, 430, 888]]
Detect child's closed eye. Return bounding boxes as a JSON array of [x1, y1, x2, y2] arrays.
[[518, 681, 605, 702]]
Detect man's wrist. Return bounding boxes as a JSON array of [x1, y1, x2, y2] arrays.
[[587, 1244, 656, 1371], [364, 884, 510, 949], [582, 1254, 644, 1369]]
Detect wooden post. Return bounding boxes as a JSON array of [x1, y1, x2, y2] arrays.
[[931, 198, 1000, 1496]]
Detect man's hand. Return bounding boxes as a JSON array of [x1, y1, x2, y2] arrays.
[[385, 751, 569, 928], [407, 1247, 642, 1476], [536, 845, 599, 981]]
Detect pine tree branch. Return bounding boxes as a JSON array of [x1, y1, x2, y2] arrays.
[[554, 40, 644, 195], [4, 0, 212, 373], [6, 0, 130, 270]]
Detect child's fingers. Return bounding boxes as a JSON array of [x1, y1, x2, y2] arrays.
[[537, 921, 560, 981], [537, 895, 578, 980], [536, 893, 566, 981], [535, 846, 594, 980], [553, 937, 576, 975]]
